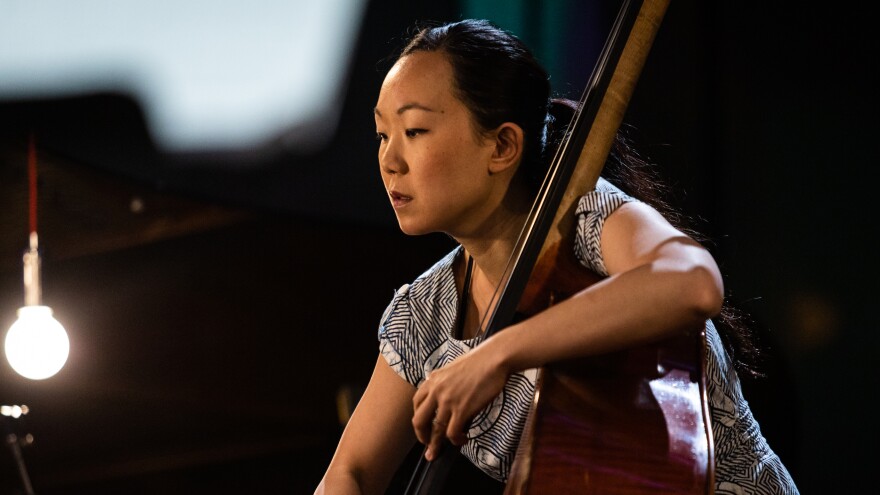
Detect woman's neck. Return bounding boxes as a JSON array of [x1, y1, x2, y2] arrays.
[[452, 177, 534, 339], [455, 186, 533, 286]]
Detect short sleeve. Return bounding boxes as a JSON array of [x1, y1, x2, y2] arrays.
[[375, 246, 463, 388], [574, 177, 638, 276], [377, 283, 423, 386]]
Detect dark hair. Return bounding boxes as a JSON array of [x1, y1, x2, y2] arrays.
[[396, 19, 763, 378], [399, 19, 551, 187]]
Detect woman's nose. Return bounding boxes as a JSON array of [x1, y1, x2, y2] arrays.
[[379, 138, 406, 175]]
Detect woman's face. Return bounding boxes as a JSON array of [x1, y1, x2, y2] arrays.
[[374, 51, 500, 237]]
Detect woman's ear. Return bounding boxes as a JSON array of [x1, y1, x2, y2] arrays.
[[488, 123, 524, 175]]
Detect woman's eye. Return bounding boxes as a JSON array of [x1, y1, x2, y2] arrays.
[[375, 132, 387, 142], [405, 128, 426, 138]]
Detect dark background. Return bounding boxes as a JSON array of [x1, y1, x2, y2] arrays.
[[0, 1, 875, 493]]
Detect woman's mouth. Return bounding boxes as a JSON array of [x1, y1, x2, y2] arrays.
[[389, 190, 412, 208]]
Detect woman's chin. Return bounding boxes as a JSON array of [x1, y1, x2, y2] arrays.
[[396, 219, 435, 237], [398, 225, 430, 236]]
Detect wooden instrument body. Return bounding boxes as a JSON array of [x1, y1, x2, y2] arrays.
[[505, 329, 714, 494], [509, 237, 715, 494]]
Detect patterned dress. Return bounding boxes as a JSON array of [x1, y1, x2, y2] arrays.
[[378, 178, 799, 494]]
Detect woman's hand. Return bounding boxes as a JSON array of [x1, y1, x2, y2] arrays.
[[411, 340, 510, 460]]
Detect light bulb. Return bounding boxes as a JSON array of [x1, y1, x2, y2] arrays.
[[5, 305, 69, 380]]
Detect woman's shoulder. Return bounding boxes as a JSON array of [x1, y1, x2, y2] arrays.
[[384, 245, 461, 307], [409, 245, 461, 295], [576, 176, 639, 215], [573, 177, 639, 276]]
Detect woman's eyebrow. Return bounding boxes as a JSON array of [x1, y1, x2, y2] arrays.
[[373, 102, 438, 118]]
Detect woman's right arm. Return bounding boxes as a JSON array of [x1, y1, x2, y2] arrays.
[[315, 354, 418, 495]]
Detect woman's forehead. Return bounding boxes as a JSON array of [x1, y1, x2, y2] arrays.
[[377, 52, 457, 113]]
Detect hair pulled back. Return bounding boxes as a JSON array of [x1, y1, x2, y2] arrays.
[[399, 19, 551, 187]]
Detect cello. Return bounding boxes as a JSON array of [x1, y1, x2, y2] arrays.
[[402, 0, 714, 493]]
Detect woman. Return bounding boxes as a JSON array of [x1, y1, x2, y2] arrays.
[[315, 19, 798, 495]]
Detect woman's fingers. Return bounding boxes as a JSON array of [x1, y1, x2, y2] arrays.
[[425, 414, 450, 461], [412, 351, 509, 455], [413, 376, 464, 458], [446, 414, 469, 446], [411, 392, 436, 445]]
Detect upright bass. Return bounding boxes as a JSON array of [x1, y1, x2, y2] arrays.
[[403, 0, 715, 493]]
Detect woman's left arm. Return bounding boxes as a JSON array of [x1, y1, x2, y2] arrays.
[[500, 200, 724, 368], [412, 201, 724, 458]]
